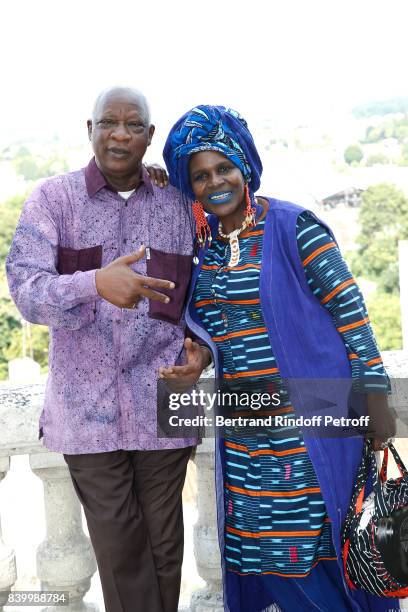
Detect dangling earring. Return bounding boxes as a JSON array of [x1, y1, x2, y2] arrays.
[[192, 200, 212, 247], [244, 183, 256, 227]]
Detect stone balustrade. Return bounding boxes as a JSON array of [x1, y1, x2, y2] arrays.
[[0, 350, 407, 611]]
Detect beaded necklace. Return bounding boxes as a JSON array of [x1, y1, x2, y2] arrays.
[[218, 207, 256, 267]]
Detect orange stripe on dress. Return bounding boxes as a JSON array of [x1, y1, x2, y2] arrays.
[[195, 299, 219, 308], [249, 447, 307, 457], [225, 263, 261, 271], [225, 443, 308, 458], [197, 298, 261, 309], [223, 368, 279, 379], [225, 441, 249, 453], [212, 326, 267, 342], [320, 278, 355, 305], [240, 229, 264, 238], [348, 353, 358, 360], [366, 357, 383, 366], [226, 525, 322, 538], [219, 298, 260, 305], [337, 317, 369, 333], [302, 242, 336, 267], [226, 485, 321, 497], [201, 261, 261, 272]]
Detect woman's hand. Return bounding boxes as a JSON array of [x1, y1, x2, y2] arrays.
[[144, 163, 169, 188], [366, 392, 397, 451], [158, 338, 212, 390]]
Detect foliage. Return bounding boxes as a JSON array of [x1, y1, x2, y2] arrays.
[[365, 291, 402, 351], [399, 143, 408, 166], [362, 116, 408, 144], [353, 97, 408, 118], [3, 322, 49, 370], [365, 153, 390, 166], [349, 183, 407, 351], [12, 146, 69, 181], [351, 183, 408, 293], [0, 193, 25, 259], [344, 144, 363, 165], [0, 271, 22, 379]]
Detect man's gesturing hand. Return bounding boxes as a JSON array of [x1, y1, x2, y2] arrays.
[[95, 245, 175, 309]]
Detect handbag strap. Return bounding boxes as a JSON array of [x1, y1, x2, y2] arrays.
[[380, 443, 408, 482], [357, 441, 381, 512], [342, 440, 374, 538]]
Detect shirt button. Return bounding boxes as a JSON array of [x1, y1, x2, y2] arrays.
[[121, 368, 125, 374], [123, 238, 127, 244]]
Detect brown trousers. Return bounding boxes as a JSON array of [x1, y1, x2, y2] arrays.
[[63, 446, 192, 612]]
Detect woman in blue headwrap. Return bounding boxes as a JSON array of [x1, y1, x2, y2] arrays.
[[160, 106, 395, 612]]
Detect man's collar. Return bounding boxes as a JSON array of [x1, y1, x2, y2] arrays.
[[140, 165, 154, 195], [85, 158, 110, 198], [85, 157, 154, 198]]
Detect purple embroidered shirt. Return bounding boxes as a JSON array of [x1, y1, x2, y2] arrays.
[[6, 159, 197, 454]]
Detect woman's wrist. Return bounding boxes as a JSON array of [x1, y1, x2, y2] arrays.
[[200, 346, 213, 369]]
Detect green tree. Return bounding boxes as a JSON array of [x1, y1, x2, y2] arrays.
[[0, 273, 22, 378], [351, 183, 408, 293], [0, 193, 25, 259], [364, 126, 385, 143], [349, 183, 408, 350], [13, 148, 69, 181], [366, 153, 389, 166], [362, 116, 408, 144], [3, 323, 49, 371], [353, 97, 408, 118], [366, 291, 402, 351], [344, 144, 363, 165], [399, 143, 408, 166]]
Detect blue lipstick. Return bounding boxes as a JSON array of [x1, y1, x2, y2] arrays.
[[208, 191, 233, 205]]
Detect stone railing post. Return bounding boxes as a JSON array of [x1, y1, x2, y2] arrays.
[[0, 456, 17, 612], [30, 452, 98, 612], [191, 438, 223, 612]]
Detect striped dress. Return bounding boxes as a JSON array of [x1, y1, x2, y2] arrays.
[[193, 209, 387, 578]]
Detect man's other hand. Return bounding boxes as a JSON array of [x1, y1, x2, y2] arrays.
[[158, 338, 212, 391], [95, 246, 174, 308], [145, 163, 169, 188]]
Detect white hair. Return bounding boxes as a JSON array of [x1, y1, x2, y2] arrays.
[[91, 86, 151, 124]]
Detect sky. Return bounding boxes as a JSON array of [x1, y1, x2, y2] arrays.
[[1, 0, 407, 156]]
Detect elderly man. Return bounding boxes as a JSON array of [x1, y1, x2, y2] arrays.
[[6, 87, 211, 612]]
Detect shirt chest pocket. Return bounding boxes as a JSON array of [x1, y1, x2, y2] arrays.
[[146, 247, 192, 325], [57, 245, 103, 274]]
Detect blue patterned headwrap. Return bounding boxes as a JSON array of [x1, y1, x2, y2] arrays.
[[163, 105, 262, 200]]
